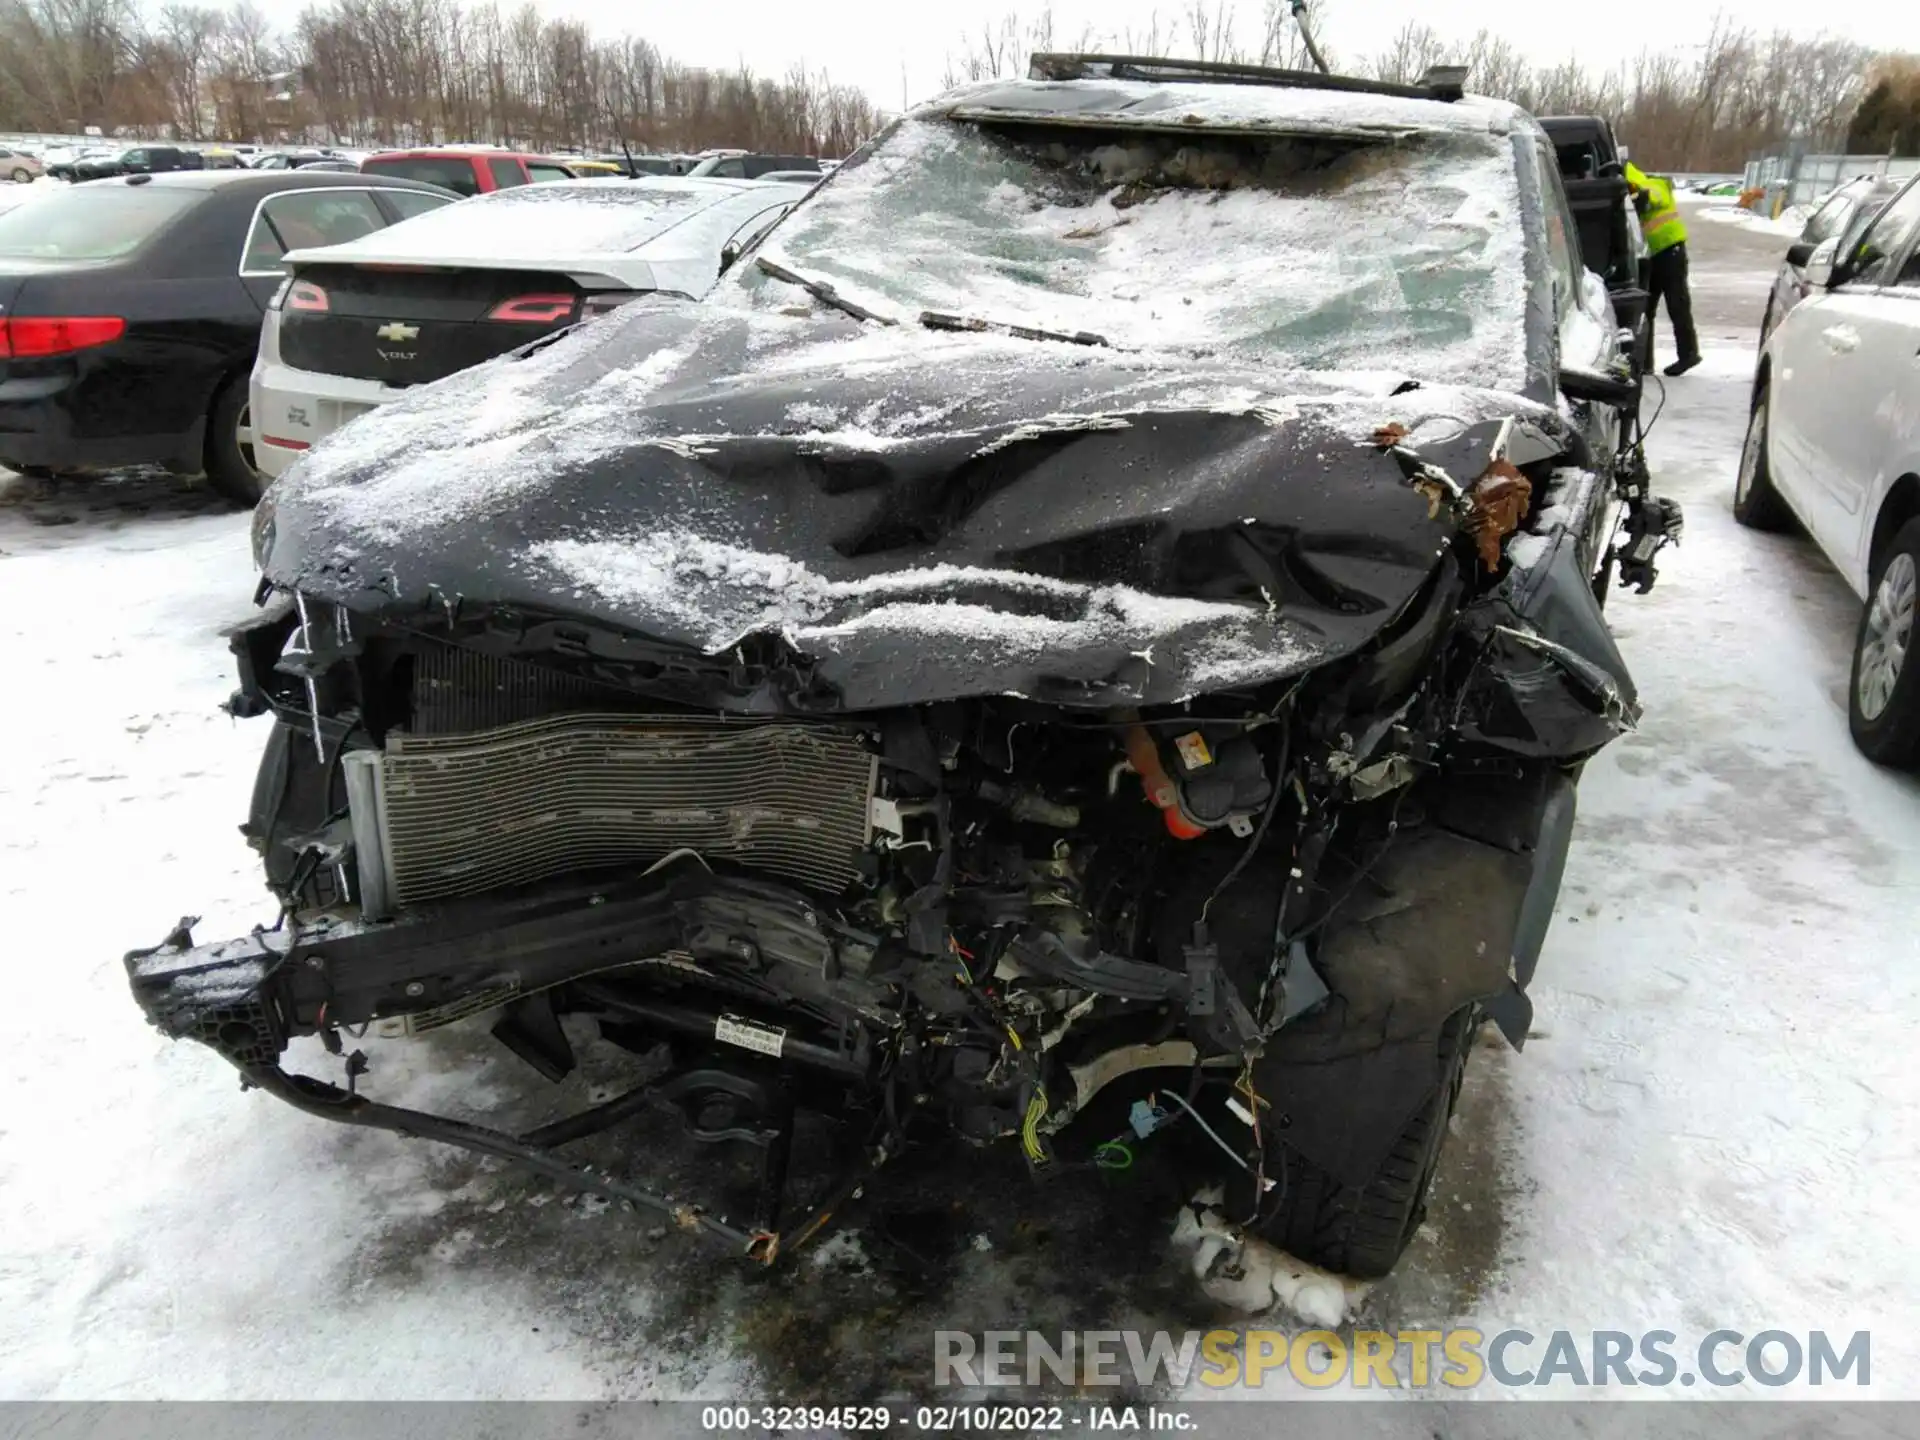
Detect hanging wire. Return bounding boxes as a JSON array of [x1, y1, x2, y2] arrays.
[[1158, 1089, 1253, 1176]]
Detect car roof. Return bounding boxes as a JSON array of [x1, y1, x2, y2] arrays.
[[364, 147, 548, 160], [283, 175, 810, 271], [81, 169, 450, 197], [924, 75, 1523, 139]]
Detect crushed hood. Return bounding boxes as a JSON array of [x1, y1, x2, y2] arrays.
[[260, 300, 1566, 709]]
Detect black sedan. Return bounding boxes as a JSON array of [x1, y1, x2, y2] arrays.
[[0, 169, 456, 504]]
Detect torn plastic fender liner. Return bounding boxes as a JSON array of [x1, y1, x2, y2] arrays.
[[1452, 514, 1641, 760], [1454, 614, 1635, 759], [1247, 767, 1574, 1190]]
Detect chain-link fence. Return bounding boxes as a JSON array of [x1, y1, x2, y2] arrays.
[[1742, 150, 1920, 214]]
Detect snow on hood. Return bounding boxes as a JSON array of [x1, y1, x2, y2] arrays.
[[263, 301, 1557, 710], [275, 302, 1547, 548], [525, 527, 1297, 691], [267, 95, 1557, 709]]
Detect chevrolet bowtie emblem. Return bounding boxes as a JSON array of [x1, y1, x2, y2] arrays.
[[375, 321, 420, 342]]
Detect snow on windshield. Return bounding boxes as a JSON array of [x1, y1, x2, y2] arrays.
[[748, 115, 1527, 389]]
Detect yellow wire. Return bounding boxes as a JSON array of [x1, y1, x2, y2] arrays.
[[1021, 1086, 1049, 1163]]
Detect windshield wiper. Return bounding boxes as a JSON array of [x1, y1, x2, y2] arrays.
[[918, 310, 1109, 348], [754, 257, 894, 325]]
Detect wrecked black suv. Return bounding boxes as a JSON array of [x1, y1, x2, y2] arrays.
[[128, 55, 1678, 1278]]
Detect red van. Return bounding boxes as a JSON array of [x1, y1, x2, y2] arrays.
[[359, 149, 579, 198]]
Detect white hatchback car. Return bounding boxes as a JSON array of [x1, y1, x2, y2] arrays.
[[250, 175, 813, 486], [1740, 171, 1920, 766]]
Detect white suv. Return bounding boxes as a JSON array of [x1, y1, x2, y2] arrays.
[[1740, 172, 1920, 766]]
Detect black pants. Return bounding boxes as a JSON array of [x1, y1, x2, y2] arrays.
[[1647, 242, 1699, 364]]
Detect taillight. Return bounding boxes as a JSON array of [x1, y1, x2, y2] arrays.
[[0, 315, 127, 359], [487, 293, 576, 324], [287, 281, 329, 313]]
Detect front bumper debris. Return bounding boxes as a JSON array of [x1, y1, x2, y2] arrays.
[[124, 864, 883, 1265]]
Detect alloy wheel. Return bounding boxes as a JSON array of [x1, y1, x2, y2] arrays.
[[1858, 552, 1916, 722]]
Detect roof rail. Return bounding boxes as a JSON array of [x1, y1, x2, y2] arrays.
[[1027, 52, 1468, 104]]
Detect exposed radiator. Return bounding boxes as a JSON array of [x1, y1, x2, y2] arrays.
[[356, 712, 877, 912], [410, 642, 636, 735]]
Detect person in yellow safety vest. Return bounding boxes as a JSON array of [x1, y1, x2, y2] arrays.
[[1625, 161, 1700, 376]]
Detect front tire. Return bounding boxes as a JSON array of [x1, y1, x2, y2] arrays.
[[1734, 388, 1793, 531], [1253, 1006, 1478, 1279], [204, 374, 267, 507], [1849, 519, 1920, 769]]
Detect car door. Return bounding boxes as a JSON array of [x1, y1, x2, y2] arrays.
[[1531, 137, 1613, 374], [1769, 176, 1920, 577], [1834, 211, 1920, 591]]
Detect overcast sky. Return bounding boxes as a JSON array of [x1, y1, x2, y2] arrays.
[[501, 0, 1920, 114]]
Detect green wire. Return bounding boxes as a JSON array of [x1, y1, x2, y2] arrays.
[[1094, 1140, 1134, 1171]]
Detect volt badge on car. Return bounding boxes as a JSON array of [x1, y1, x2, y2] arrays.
[[375, 322, 420, 342]]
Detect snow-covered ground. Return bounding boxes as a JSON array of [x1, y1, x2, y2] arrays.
[[1, 216, 1915, 1403], [1689, 197, 1812, 240]]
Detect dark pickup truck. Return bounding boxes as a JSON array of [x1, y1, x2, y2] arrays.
[[1540, 115, 1652, 370]]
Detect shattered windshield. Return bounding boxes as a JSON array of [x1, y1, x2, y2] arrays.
[[742, 115, 1528, 388]]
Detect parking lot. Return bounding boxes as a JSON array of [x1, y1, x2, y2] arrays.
[[1, 201, 1916, 1400]]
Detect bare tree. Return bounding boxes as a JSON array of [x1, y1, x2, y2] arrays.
[[1368, 20, 1448, 85], [1185, 0, 1235, 63], [0, 0, 1875, 169], [1351, 10, 1867, 169], [1252, 0, 1333, 71]]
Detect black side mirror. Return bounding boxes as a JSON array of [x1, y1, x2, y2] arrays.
[[1804, 238, 1839, 290], [1560, 365, 1639, 408], [1785, 240, 1816, 268]]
